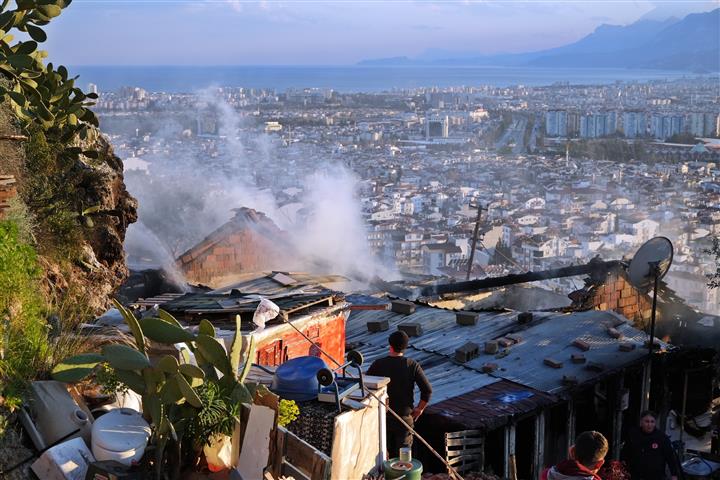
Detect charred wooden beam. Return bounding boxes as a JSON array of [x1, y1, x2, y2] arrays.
[[420, 258, 624, 297]]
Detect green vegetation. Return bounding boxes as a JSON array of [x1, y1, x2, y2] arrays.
[[53, 308, 262, 479], [278, 399, 300, 427], [0, 0, 99, 147], [0, 0, 121, 454], [22, 126, 80, 254], [0, 220, 48, 405]]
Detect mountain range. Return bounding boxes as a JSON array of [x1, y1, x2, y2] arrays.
[[359, 8, 720, 72]]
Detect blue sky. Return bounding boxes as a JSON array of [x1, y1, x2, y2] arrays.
[[43, 0, 718, 65]]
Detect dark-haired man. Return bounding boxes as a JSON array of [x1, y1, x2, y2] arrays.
[[367, 330, 432, 459], [541, 431, 609, 480], [621, 410, 679, 480]]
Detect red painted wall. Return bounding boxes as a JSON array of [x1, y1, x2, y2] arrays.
[[255, 314, 346, 368]]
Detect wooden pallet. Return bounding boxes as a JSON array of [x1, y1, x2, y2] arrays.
[[446, 429, 484, 475]]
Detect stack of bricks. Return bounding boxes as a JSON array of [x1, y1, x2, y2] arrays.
[[590, 269, 653, 328], [0, 175, 17, 219]]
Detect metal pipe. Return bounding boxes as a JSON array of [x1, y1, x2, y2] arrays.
[[680, 369, 688, 458], [642, 263, 660, 411], [421, 259, 623, 297]]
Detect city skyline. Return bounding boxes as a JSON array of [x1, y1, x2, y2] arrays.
[[44, 0, 718, 66]]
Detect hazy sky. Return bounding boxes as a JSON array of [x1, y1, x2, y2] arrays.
[[43, 0, 718, 65]]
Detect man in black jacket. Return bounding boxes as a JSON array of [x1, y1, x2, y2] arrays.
[[367, 330, 432, 459], [621, 410, 679, 480]]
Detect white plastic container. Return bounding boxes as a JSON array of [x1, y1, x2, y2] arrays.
[[91, 408, 151, 466]]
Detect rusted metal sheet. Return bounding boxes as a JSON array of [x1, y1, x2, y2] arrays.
[[429, 379, 556, 431]]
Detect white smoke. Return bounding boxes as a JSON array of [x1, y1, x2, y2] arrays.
[[291, 168, 396, 281], [121, 87, 395, 285]]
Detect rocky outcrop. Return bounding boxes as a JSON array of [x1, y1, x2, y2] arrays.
[[54, 131, 138, 313], [0, 110, 137, 315]]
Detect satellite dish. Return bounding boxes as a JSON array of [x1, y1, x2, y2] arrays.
[[628, 237, 673, 292]]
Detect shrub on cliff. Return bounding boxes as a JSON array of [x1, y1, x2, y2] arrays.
[[0, 220, 48, 404]]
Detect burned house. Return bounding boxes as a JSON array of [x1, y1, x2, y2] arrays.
[[176, 208, 295, 287], [346, 299, 665, 478]]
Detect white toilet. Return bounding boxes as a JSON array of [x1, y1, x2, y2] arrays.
[[91, 408, 151, 466]]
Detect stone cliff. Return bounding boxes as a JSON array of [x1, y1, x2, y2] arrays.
[[0, 105, 137, 314]]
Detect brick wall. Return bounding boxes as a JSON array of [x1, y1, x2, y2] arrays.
[[586, 268, 653, 328], [0, 175, 17, 219], [179, 228, 290, 287], [255, 314, 346, 368]]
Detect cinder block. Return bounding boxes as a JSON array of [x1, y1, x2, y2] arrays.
[[481, 363, 498, 373], [367, 319, 389, 333], [619, 342, 635, 352], [544, 358, 563, 369], [571, 354, 586, 364], [518, 312, 533, 324], [484, 341, 499, 354], [398, 322, 422, 337], [391, 300, 416, 315], [456, 312, 478, 326], [607, 328, 623, 339], [498, 337, 514, 348], [572, 339, 590, 351], [562, 375, 579, 386], [455, 342, 479, 363]]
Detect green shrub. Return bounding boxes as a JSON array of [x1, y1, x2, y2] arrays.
[[278, 399, 300, 427], [21, 126, 83, 259], [0, 220, 49, 403]]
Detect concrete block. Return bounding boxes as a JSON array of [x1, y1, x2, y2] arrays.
[[498, 337, 514, 348], [562, 375, 579, 386], [366, 319, 389, 333], [619, 342, 636, 352], [544, 358, 563, 369], [571, 354, 586, 364], [455, 342, 479, 363], [456, 311, 478, 326], [572, 339, 590, 351], [484, 341, 499, 354], [481, 363, 498, 373], [390, 300, 416, 315], [607, 327, 623, 339], [397, 322, 422, 337]]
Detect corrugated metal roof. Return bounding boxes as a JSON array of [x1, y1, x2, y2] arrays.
[[346, 306, 546, 404], [347, 304, 661, 407], [346, 306, 557, 361], [210, 272, 350, 296], [427, 379, 557, 431], [470, 310, 661, 394]]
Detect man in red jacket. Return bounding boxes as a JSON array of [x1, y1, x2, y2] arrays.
[[541, 431, 609, 480]]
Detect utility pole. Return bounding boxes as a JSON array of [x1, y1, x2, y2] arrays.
[[466, 203, 487, 280]]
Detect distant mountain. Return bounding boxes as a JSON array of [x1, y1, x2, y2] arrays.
[[359, 9, 720, 72]]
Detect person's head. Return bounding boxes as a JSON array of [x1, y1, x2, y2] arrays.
[[639, 410, 657, 433], [388, 330, 409, 354], [570, 431, 608, 473]]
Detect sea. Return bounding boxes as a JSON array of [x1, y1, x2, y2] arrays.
[[70, 65, 709, 94]]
